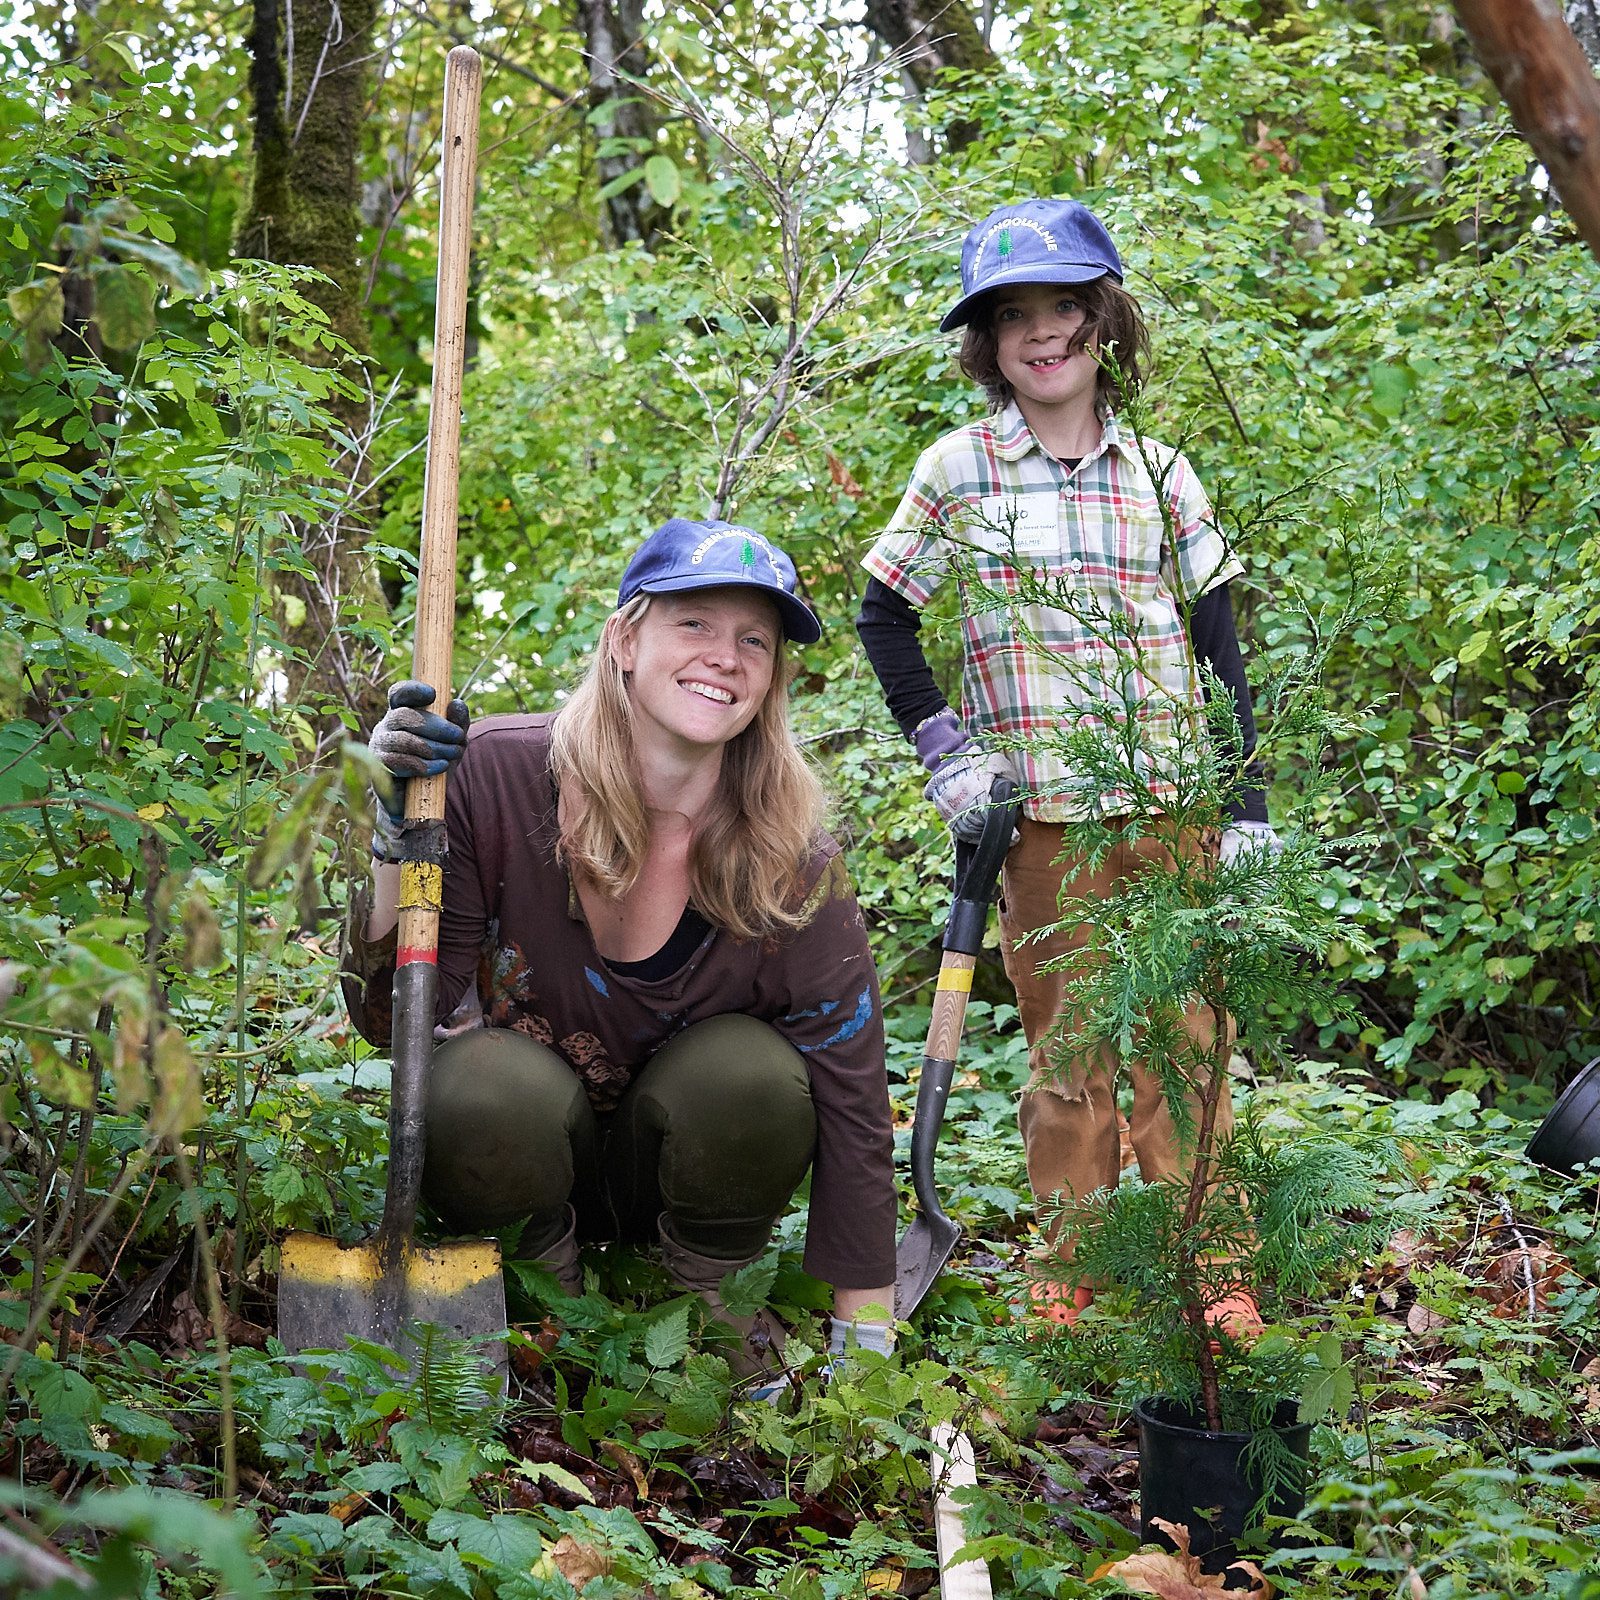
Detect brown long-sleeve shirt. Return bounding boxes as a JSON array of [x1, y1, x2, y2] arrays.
[[344, 713, 897, 1289]]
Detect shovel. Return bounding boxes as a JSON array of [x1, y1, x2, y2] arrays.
[[278, 47, 506, 1366], [894, 776, 1020, 1319]]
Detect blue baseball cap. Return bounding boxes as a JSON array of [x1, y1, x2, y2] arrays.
[[940, 199, 1123, 333], [618, 518, 822, 645]]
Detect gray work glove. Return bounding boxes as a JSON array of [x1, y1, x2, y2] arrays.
[[369, 680, 469, 858], [915, 709, 1017, 843], [748, 1318, 895, 1403], [1219, 820, 1282, 867]]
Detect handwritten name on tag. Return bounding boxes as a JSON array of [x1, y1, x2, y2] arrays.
[[968, 493, 1060, 557]]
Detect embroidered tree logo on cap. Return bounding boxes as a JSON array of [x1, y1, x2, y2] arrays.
[[997, 228, 1012, 258], [740, 536, 756, 571]]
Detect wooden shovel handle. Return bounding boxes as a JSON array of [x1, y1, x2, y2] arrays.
[[397, 45, 481, 968]]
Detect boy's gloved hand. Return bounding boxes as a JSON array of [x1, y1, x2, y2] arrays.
[[1220, 821, 1281, 867], [915, 709, 1015, 843], [369, 681, 470, 859]]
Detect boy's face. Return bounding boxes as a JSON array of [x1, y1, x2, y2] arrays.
[[991, 280, 1099, 420]]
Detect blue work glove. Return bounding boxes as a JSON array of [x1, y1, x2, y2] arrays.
[[369, 680, 469, 858], [1219, 821, 1282, 867], [915, 709, 1016, 844]]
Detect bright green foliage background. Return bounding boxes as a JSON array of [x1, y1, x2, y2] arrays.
[[1, 0, 1597, 1595]]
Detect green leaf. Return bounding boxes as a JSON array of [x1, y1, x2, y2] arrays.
[[718, 1254, 778, 1318], [92, 262, 157, 350], [595, 168, 645, 202], [1457, 630, 1493, 664], [1368, 359, 1415, 418], [105, 229, 208, 297], [27, 1363, 102, 1424], [269, 1511, 347, 1557], [5, 277, 64, 370], [99, 31, 141, 75], [643, 154, 681, 208], [432, 1509, 544, 1571], [514, 1457, 595, 1502], [59, 1488, 266, 1598], [663, 1352, 730, 1438], [644, 1302, 690, 1369]]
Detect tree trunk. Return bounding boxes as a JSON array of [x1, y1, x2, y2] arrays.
[[861, 0, 997, 156], [1452, 0, 1600, 261], [1567, 0, 1600, 69], [237, 0, 389, 740], [574, 0, 671, 248]]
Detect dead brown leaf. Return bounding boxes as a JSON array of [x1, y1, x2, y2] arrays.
[[827, 451, 864, 500], [599, 1438, 650, 1501], [1385, 1229, 1429, 1271], [1406, 1302, 1446, 1336], [1091, 1518, 1272, 1598], [1577, 1356, 1600, 1418], [1483, 1241, 1573, 1318], [546, 1534, 611, 1589], [510, 1315, 563, 1380]]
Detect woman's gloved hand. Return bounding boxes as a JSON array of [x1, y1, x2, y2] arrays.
[[747, 1318, 894, 1403], [369, 680, 469, 859]]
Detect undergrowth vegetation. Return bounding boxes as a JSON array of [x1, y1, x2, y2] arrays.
[[2, 0, 1599, 1595]]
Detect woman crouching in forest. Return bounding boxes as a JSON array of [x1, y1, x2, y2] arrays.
[[345, 517, 897, 1384]]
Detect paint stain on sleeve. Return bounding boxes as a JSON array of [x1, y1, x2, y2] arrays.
[[797, 988, 875, 1052]]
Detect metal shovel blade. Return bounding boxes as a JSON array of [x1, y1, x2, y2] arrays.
[[895, 1054, 963, 1319], [895, 1205, 963, 1321], [278, 1231, 506, 1361]]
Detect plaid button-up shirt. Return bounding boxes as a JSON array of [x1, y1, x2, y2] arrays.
[[863, 403, 1241, 822]]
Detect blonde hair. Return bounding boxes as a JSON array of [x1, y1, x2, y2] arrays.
[[549, 594, 828, 941]]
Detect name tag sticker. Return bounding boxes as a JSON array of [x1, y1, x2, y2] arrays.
[[973, 493, 1059, 557]]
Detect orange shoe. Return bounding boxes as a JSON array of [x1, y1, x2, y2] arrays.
[[1028, 1281, 1097, 1327], [1204, 1288, 1263, 1346]]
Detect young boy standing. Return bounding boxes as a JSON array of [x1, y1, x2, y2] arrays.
[[857, 199, 1275, 1325]]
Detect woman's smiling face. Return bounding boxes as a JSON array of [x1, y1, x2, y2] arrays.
[[992, 280, 1099, 418], [613, 589, 780, 756]]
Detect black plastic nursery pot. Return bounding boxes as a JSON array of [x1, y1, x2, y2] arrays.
[[1135, 1395, 1311, 1575], [1526, 1055, 1600, 1175]]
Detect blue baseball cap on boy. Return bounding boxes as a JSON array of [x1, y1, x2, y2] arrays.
[[939, 198, 1123, 333], [618, 517, 822, 645]]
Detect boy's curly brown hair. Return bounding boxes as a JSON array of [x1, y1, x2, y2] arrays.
[[958, 276, 1151, 416]]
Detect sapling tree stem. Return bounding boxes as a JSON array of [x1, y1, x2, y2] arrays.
[[1176, 992, 1235, 1432]]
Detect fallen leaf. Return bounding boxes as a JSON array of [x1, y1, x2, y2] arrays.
[[865, 1557, 905, 1592], [546, 1534, 611, 1589], [510, 1315, 563, 1380], [1577, 1356, 1600, 1418], [1091, 1518, 1272, 1598], [1385, 1229, 1428, 1271], [1483, 1241, 1572, 1318], [1406, 1302, 1446, 1336], [600, 1438, 650, 1501], [328, 1490, 368, 1524]]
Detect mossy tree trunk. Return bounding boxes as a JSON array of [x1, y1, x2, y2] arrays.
[[861, 0, 996, 158], [236, 0, 389, 744], [575, 0, 673, 249]]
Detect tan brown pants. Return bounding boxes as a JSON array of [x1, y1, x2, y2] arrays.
[[998, 818, 1234, 1240]]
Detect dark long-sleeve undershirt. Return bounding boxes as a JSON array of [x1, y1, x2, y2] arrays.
[[855, 577, 1269, 826]]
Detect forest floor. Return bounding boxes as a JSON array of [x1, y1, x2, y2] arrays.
[[4, 993, 1598, 1598]]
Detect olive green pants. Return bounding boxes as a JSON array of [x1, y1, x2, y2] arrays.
[[420, 1014, 817, 1262]]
